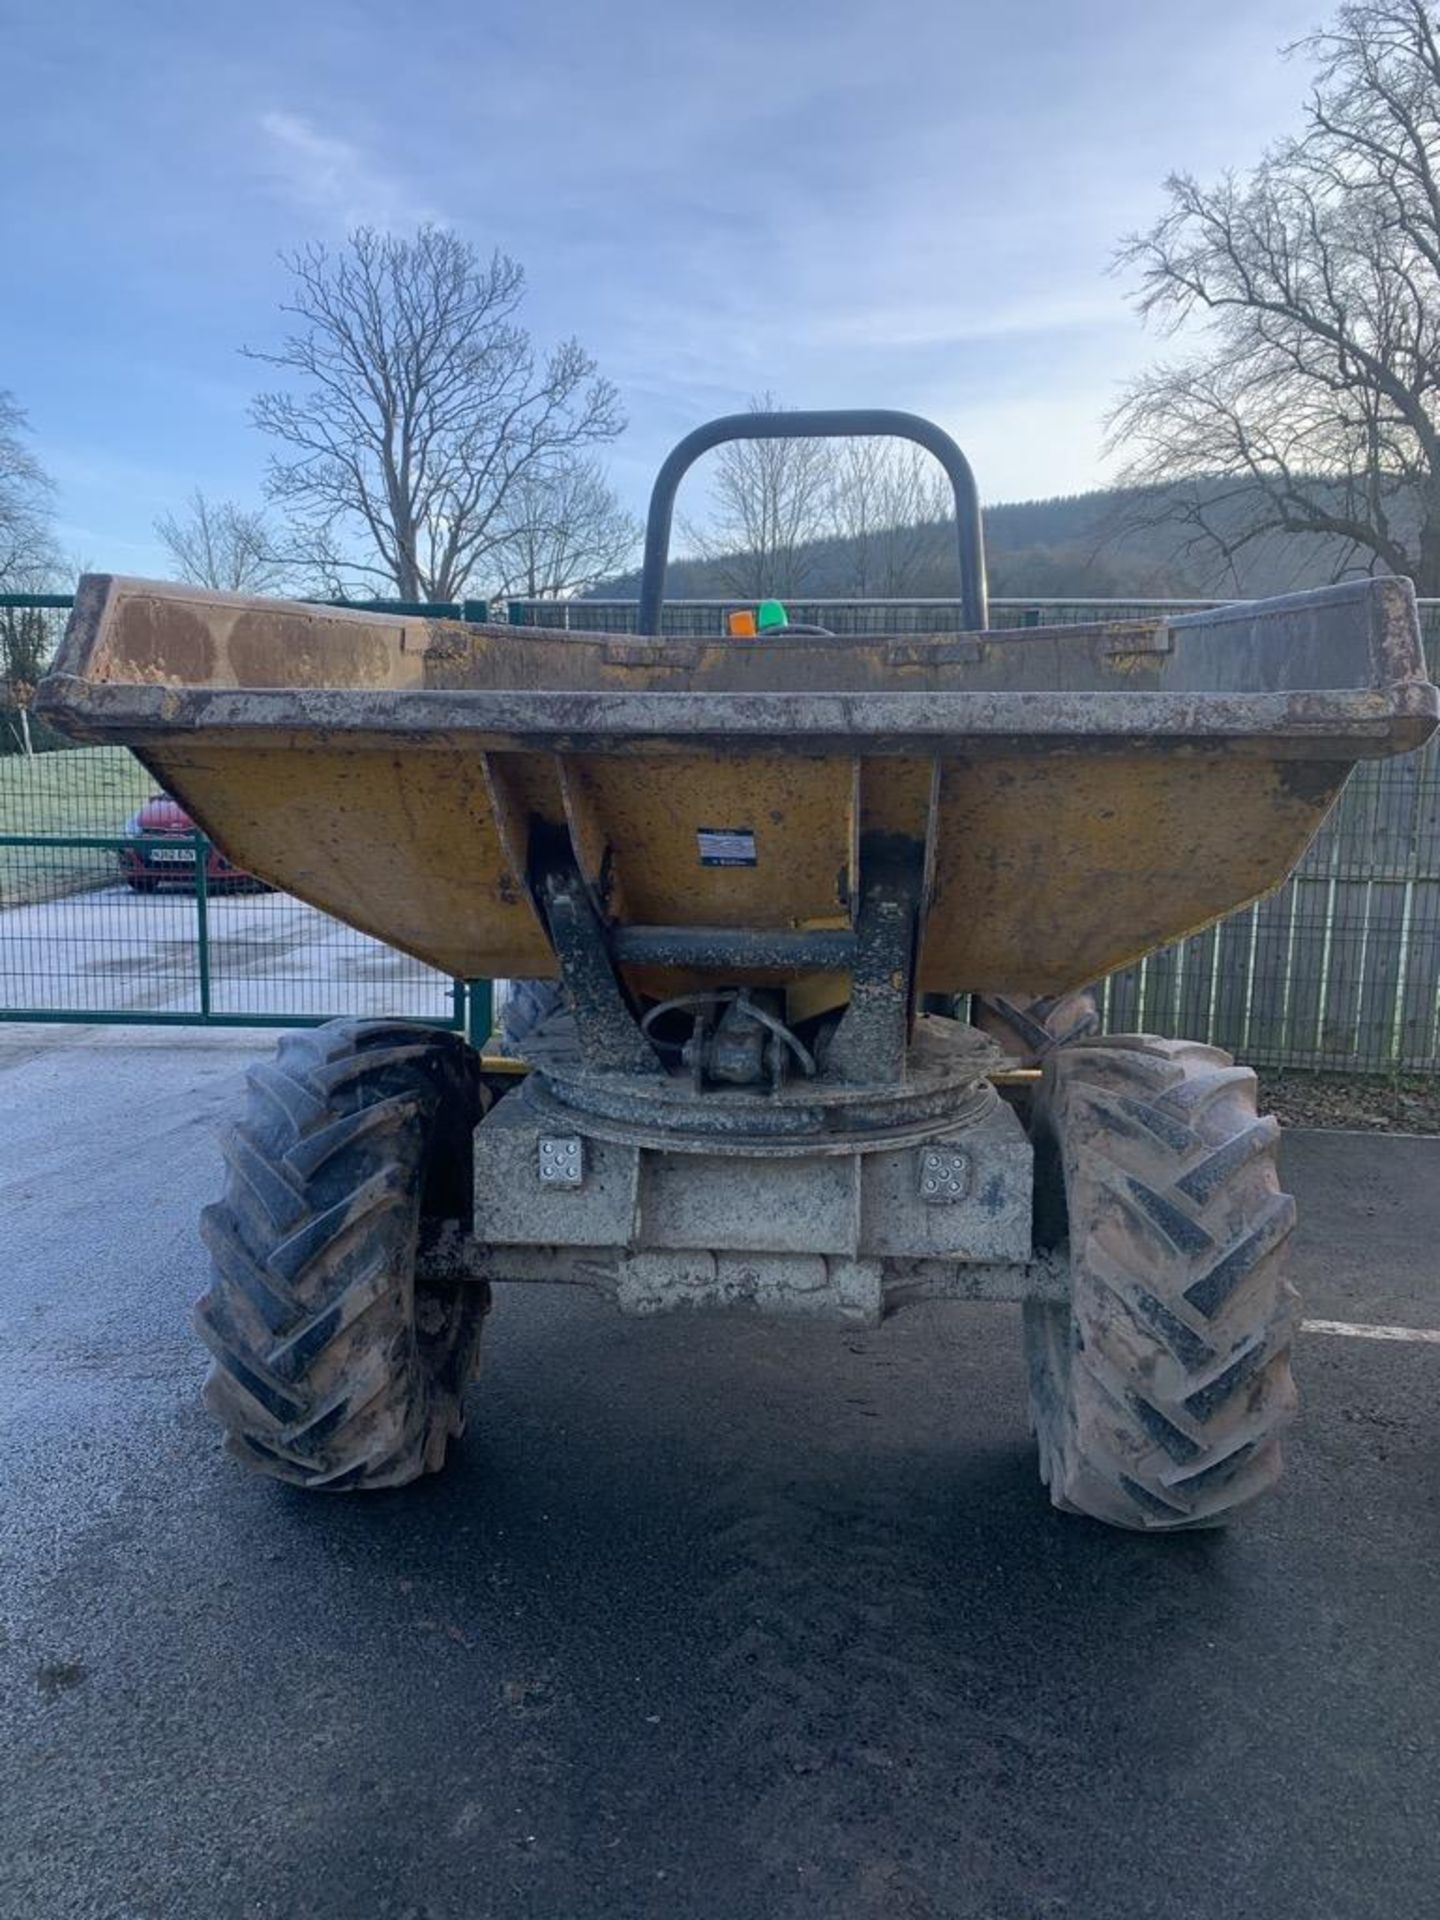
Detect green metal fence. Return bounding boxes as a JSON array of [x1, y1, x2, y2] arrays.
[[0, 742, 496, 1036], [3, 590, 1439, 1072], [1, 593, 492, 1037]]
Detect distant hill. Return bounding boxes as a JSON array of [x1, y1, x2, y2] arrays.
[[595, 482, 1384, 603]]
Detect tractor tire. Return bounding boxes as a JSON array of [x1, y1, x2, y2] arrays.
[[974, 989, 1100, 1065], [126, 875, 160, 894], [195, 1020, 489, 1491], [1024, 1035, 1298, 1532]]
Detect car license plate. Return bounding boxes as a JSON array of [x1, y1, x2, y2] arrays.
[[150, 847, 197, 863]]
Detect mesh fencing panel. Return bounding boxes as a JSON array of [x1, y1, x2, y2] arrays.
[[0, 744, 461, 1026]]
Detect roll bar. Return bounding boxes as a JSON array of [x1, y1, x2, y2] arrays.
[[636, 408, 988, 634]]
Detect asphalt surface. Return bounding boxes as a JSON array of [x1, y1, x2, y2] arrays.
[[2, 1028, 1439, 1920]]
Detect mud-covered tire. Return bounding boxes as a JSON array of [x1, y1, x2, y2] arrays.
[[195, 1020, 489, 1491], [1025, 1035, 1298, 1531], [974, 989, 1100, 1064]]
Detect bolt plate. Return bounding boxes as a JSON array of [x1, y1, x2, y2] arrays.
[[918, 1144, 970, 1203], [538, 1135, 584, 1188]]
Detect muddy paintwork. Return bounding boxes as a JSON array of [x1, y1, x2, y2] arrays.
[[36, 574, 1438, 997]]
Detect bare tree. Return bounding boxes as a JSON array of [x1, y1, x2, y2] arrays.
[[247, 226, 624, 602], [154, 489, 290, 593], [490, 459, 640, 599], [683, 394, 833, 598], [0, 394, 60, 756], [0, 391, 57, 592], [828, 441, 952, 596], [1111, 1, 1440, 594]]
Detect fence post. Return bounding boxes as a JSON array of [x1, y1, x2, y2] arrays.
[[466, 979, 494, 1050], [194, 830, 212, 1019]]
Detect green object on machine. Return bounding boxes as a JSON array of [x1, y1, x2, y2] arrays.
[[756, 599, 787, 632]]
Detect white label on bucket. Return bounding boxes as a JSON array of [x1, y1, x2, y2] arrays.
[[697, 827, 757, 868]]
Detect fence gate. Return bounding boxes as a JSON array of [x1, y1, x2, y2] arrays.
[[1, 594, 490, 1038]]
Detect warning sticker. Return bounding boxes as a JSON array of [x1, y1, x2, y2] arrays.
[[697, 827, 757, 868]]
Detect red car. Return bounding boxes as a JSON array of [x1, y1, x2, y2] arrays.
[[118, 793, 265, 893]]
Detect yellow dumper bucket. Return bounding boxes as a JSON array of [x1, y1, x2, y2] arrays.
[[36, 570, 1437, 998]]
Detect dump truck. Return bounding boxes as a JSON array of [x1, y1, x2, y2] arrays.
[[37, 410, 1439, 1531]]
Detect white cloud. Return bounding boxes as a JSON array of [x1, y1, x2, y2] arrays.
[[805, 292, 1126, 354], [257, 110, 438, 230]]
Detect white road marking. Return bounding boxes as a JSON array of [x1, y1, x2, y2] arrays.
[[1302, 1319, 1440, 1344]]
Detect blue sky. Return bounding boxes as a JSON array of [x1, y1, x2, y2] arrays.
[[2, 0, 1325, 576]]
